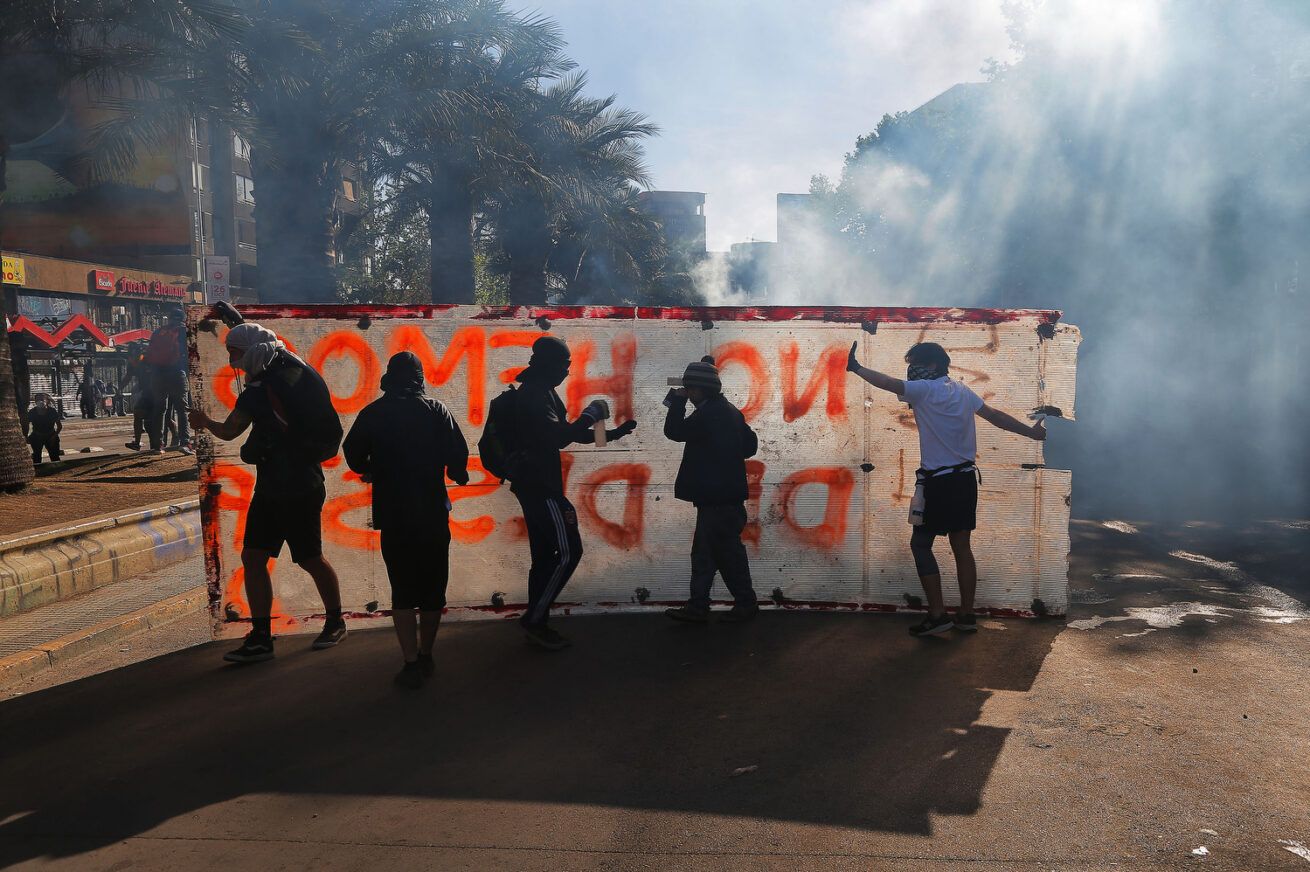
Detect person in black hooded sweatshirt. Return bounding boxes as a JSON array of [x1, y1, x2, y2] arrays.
[[343, 351, 469, 688], [507, 335, 637, 651], [663, 356, 761, 623]]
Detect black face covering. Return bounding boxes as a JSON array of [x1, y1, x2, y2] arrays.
[[381, 351, 425, 397], [906, 364, 940, 382]]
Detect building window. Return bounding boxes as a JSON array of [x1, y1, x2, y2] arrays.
[[233, 133, 251, 161], [341, 178, 356, 201], [237, 220, 257, 246], [235, 174, 255, 205]]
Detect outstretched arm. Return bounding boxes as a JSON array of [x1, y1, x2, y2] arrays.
[[977, 404, 1046, 440], [189, 407, 252, 441], [845, 341, 906, 396]]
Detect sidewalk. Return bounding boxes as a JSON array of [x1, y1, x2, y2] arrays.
[[0, 557, 207, 690]]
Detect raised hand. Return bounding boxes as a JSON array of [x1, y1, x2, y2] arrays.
[[846, 341, 860, 373], [611, 419, 637, 440]]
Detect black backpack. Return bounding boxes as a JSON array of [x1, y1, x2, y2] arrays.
[[264, 354, 343, 464], [478, 385, 523, 481]]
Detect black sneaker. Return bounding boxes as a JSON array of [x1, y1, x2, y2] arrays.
[[953, 612, 978, 632], [223, 633, 275, 663], [417, 652, 435, 677], [908, 613, 955, 637], [124, 440, 141, 450], [523, 624, 570, 651], [664, 605, 709, 623], [312, 619, 348, 649], [394, 661, 424, 689], [719, 603, 760, 623]]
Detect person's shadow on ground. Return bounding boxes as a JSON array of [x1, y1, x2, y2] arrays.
[[0, 611, 1060, 865]]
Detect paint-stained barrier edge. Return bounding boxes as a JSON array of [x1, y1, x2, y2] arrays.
[[205, 303, 1063, 326]]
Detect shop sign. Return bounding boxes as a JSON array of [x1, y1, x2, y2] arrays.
[[2, 256, 25, 285], [116, 277, 187, 299], [92, 270, 115, 291]]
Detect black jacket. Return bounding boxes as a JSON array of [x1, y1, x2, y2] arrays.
[[664, 393, 757, 505], [343, 392, 469, 530], [508, 371, 597, 499]]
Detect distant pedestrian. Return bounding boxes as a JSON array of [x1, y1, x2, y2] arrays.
[[28, 394, 62, 464], [846, 340, 1046, 636], [188, 322, 347, 664], [662, 356, 761, 623], [124, 351, 153, 450], [79, 362, 96, 419], [498, 335, 636, 651], [343, 351, 470, 688], [145, 307, 192, 455]]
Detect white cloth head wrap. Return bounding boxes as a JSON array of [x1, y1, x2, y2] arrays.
[[224, 322, 295, 377]]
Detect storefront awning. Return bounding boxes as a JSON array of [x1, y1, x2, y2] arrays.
[[109, 328, 153, 344], [7, 314, 113, 348]]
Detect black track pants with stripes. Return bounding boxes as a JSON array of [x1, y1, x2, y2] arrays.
[[516, 494, 584, 628]]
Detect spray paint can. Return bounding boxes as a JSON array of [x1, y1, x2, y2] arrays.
[[594, 420, 606, 447], [908, 476, 926, 526]]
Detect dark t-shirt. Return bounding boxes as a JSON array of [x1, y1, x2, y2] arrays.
[[235, 357, 330, 497], [29, 406, 61, 436]]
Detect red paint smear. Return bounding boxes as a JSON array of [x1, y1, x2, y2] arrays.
[[575, 463, 651, 549], [779, 341, 848, 423], [307, 330, 380, 415], [565, 332, 637, 422], [213, 303, 1061, 325], [776, 466, 856, 550]]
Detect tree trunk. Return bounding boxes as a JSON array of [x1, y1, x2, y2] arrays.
[[0, 332, 35, 491], [249, 148, 340, 304], [501, 194, 552, 307], [0, 137, 36, 490], [427, 170, 475, 304]]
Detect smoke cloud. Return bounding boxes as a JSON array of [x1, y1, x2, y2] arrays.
[[765, 0, 1310, 521]]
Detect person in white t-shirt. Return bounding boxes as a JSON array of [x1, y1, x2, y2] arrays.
[[847, 340, 1046, 637]]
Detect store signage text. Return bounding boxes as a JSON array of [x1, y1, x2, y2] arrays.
[[92, 270, 115, 291], [116, 277, 186, 299], [2, 256, 25, 286]]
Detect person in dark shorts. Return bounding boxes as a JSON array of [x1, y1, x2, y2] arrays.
[[503, 335, 636, 651], [343, 351, 469, 688], [27, 394, 62, 464], [847, 340, 1046, 636], [188, 322, 347, 663], [662, 356, 761, 623]]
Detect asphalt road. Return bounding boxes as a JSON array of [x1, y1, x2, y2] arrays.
[[1, 518, 1306, 870]]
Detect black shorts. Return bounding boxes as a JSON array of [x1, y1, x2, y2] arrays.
[[921, 469, 978, 534], [380, 523, 452, 611], [243, 486, 325, 563]]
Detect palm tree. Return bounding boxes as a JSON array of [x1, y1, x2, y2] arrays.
[[483, 73, 657, 305], [373, 2, 570, 304]]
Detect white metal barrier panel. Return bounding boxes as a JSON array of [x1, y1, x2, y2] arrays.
[[189, 305, 1079, 637]]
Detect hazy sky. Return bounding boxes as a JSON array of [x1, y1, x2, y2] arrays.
[[537, 0, 1015, 251]]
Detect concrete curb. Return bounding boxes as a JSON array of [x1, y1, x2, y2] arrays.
[[0, 499, 201, 618], [0, 585, 206, 686]]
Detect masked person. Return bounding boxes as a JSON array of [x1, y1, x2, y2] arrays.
[[343, 352, 469, 688], [28, 394, 62, 464], [188, 322, 347, 663], [504, 335, 636, 651], [663, 357, 761, 623], [847, 340, 1046, 636]]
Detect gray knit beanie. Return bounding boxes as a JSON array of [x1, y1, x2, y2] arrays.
[[681, 356, 721, 391]]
